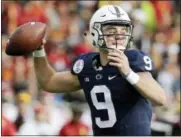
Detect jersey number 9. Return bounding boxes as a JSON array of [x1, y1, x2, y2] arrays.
[[90, 85, 117, 128], [143, 56, 152, 71]]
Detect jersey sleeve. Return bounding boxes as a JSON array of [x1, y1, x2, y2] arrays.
[[126, 50, 154, 73]]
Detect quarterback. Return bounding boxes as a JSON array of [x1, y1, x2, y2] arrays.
[[33, 5, 167, 135]]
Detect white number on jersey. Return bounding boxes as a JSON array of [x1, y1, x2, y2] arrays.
[[143, 56, 152, 71], [90, 85, 117, 128]]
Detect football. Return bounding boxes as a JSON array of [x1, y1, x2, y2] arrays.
[[6, 22, 47, 56]]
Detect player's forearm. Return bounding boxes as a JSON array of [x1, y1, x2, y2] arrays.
[[34, 56, 56, 91], [134, 72, 167, 106]]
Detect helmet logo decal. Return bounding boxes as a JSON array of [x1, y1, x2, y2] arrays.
[[108, 6, 124, 18]]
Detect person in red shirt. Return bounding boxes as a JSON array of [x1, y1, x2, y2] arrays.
[[17, 1, 47, 26], [59, 103, 89, 136], [2, 115, 17, 136]]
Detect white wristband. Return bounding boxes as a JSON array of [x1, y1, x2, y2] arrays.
[[33, 48, 46, 57], [125, 70, 140, 85]]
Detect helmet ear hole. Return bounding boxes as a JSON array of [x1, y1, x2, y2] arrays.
[[91, 33, 95, 36], [84, 32, 87, 36]]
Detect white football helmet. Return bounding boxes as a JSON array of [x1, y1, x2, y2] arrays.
[[89, 5, 133, 50]]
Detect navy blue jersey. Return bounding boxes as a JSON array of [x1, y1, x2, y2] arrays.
[[71, 50, 154, 136]]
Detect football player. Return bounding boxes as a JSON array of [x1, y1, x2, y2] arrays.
[[33, 5, 167, 136]]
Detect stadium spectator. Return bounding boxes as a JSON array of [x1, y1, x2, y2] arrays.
[[17, 103, 54, 135], [14, 91, 33, 130], [58, 102, 89, 136], [2, 115, 17, 136]]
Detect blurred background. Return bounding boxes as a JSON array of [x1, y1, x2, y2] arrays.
[[1, 0, 180, 136]]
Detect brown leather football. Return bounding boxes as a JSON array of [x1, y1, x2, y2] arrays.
[[6, 22, 47, 56]]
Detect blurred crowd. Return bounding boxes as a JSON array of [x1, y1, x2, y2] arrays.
[[2, 0, 180, 136]]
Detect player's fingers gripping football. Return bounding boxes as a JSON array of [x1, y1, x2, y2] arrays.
[[108, 49, 131, 76], [37, 34, 47, 50], [42, 38, 46, 45]]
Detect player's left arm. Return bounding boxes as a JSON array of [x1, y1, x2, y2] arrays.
[[108, 49, 167, 106], [132, 71, 167, 106]]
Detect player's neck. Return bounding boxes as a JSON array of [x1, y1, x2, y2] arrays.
[[99, 49, 109, 66]]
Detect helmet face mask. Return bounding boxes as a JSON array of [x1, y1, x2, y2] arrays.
[[102, 23, 132, 50], [90, 5, 133, 51]]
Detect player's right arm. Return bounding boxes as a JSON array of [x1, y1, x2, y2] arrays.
[[33, 49, 81, 93]]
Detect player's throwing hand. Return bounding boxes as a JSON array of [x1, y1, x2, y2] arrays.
[[108, 49, 131, 76]]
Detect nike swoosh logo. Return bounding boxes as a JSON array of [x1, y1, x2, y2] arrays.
[[108, 75, 117, 80]]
